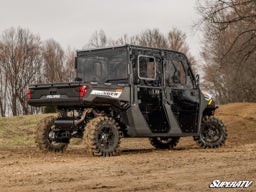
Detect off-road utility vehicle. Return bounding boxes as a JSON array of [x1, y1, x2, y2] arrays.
[[28, 44, 227, 156]]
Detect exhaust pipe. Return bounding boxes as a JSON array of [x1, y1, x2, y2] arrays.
[[54, 108, 103, 129], [74, 108, 92, 126]]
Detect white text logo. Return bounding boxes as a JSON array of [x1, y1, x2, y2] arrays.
[[91, 90, 122, 98], [209, 180, 253, 188]]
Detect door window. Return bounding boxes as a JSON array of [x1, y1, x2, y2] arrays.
[[138, 56, 156, 80], [174, 61, 186, 85], [165, 59, 194, 88]]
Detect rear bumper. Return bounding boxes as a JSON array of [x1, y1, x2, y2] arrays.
[[28, 98, 83, 107]]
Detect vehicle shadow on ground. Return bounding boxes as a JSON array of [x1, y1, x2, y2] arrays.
[[120, 146, 200, 155]]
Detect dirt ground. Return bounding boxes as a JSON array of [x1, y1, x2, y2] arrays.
[[0, 103, 255, 192]]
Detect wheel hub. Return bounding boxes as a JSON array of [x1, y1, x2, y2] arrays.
[[101, 133, 109, 140], [203, 125, 220, 142], [99, 127, 114, 149], [207, 128, 216, 138], [48, 130, 56, 141]]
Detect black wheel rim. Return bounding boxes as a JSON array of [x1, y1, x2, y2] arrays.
[[98, 126, 115, 150], [201, 124, 221, 143], [48, 124, 56, 143], [48, 124, 68, 144]]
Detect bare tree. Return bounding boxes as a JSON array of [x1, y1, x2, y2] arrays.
[[85, 30, 108, 48], [0, 28, 79, 116], [87, 29, 168, 49], [63, 48, 76, 82], [0, 27, 42, 115], [42, 39, 65, 83], [198, 0, 256, 103], [197, 0, 256, 64], [0, 68, 8, 116], [167, 28, 189, 53], [134, 29, 168, 48]]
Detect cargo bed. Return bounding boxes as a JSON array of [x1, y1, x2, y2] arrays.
[[28, 82, 85, 107]]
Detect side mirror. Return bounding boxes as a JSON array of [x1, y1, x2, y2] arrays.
[[195, 74, 200, 87]]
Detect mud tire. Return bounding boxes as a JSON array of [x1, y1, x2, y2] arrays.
[[149, 137, 180, 149], [194, 116, 227, 148], [84, 116, 121, 156], [35, 116, 68, 152]]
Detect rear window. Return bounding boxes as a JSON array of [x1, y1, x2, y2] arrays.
[[77, 48, 128, 83]]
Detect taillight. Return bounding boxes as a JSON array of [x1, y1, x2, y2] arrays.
[[27, 89, 31, 100], [79, 86, 88, 97]]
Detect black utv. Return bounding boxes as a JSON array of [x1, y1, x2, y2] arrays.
[[28, 44, 227, 156]]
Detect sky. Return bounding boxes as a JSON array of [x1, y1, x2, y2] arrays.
[[0, 0, 202, 60]]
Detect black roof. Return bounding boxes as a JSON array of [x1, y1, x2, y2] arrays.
[[77, 44, 185, 56]]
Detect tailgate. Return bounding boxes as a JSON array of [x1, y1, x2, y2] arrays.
[[28, 82, 83, 106]]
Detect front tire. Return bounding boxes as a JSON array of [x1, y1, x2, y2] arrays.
[[194, 116, 227, 148], [149, 137, 180, 149], [35, 116, 68, 152], [84, 116, 121, 156]]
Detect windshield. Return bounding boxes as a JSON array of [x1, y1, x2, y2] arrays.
[[76, 48, 128, 83]]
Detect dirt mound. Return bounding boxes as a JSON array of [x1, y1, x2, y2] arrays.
[[0, 103, 255, 192], [216, 102, 256, 146]]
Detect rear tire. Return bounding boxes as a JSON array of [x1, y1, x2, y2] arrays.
[[194, 116, 227, 148], [149, 137, 180, 149], [84, 116, 121, 156], [35, 116, 68, 152]]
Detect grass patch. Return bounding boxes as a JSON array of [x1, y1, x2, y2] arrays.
[[0, 114, 55, 147]]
